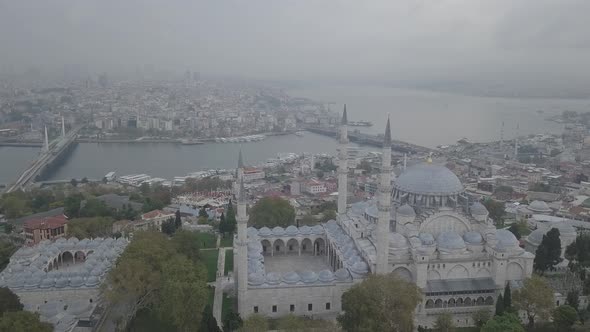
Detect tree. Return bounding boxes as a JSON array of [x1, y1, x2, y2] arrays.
[[0, 241, 16, 271], [171, 231, 201, 264], [300, 213, 315, 226], [174, 210, 182, 229], [534, 228, 562, 274], [156, 255, 208, 332], [320, 209, 337, 223], [199, 206, 209, 218], [0, 195, 29, 219], [81, 177, 89, 184], [482, 198, 505, 226], [3, 223, 13, 234], [0, 287, 23, 316], [70, 178, 78, 187], [504, 283, 512, 312], [161, 219, 176, 235], [0, 310, 53, 332], [434, 313, 454, 332], [200, 304, 221, 332], [495, 294, 505, 316], [566, 234, 590, 270], [553, 305, 579, 331], [241, 314, 268, 332], [481, 313, 524, 332], [472, 309, 491, 328], [225, 201, 237, 234], [566, 290, 580, 310], [67, 217, 114, 239], [63, 194, 83, 218], [79, 198, 112, 217], [513, 275, 554, 327], [222, 308, 242, 332], [338, 274, 421, 332], [248, 196, 296, 228]]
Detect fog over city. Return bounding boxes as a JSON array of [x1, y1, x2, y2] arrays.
[[1, 0, 590, 87]]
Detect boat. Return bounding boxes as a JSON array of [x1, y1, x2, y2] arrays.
[[181, 139, 204, 145], [295, 131, 305, 137], [348, 121, 373, 127]]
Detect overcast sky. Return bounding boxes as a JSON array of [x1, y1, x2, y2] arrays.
[[1, 0, 589, 82]]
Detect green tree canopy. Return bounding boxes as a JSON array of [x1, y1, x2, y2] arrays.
[[482, 198, 505, 226], [471, 309, 491, 328], [565, 234, 590, 269], [513, 275, 554, 327], [66, 217, 114, 239], [0, 310, 53, 332], [0, 241, 17, 271], [504, 283, 512, 312], [481, 313, 524, 332], [0, 287, 23, 316], [434, 313, 455, 332], [566, 290, 580, 310], [248, 197, 295, 228], [338, 274, 422, 332], [495, 294, 505, 316], [241, 314, 268, 332], [553, 305, 578, 331], [534, 228, 562, 274]]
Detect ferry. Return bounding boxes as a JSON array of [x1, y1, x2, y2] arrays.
[[348, 121, 373, 127], [215, 134, 266, 143], [180, 139, 204, 145]]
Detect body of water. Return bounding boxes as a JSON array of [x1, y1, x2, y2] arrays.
[[2, 86, 590, 184], [288, 85, 588, 147]]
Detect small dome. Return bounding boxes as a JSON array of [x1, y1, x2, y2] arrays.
[[470, 202, 488, 216], [419, 233, 435, 245], [312, 225, 324, 235], [389, 233, 409, 250], [40, 278, 55, 289], [248, 273, 265, 286], [258, 227, 272, 237], [272, 227, 285, 236], [300, 271, 319, 283], [437, 231, 466, 251], [495, 229, 519, 251], [67, 237, 79, 244], [285, 225, 299, 236], [318, 269, 335, 282], [247, 227, 258, 237], [528, 200, 551, 213], [394, 163, 464, 195], [55, 277, 68, 288], [265, 272, 281, 285], [85, 276, 100, 287], [8, 277, 24, 289], [350, 261, 369, 275], [69, 277, 84, 288], [527, 228, 545, 245], [365, 205, 378, 219], [299, 225, 312, 235], [334, 268, 351, 281], [397, 204, 416, 217], [24, 277, 41, 289], [463, 231, 483, 244], [282, 272, 301, 284]]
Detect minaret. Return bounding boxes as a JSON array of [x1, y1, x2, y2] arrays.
[[61, 116, 66, 138], [337, 105, 349, 217], [403, 153, 407, 171], [236, 177, 248, 315], [376, 116, 392, 274], [514, 123, 519, 159], [43, 126, 49, 152], [236, 148, 244, 196], [500, 121, 504, 148]]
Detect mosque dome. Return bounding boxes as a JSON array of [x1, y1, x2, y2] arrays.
[[312, 225, 324, 235], [553, 223, 576, 236], [350, 261, 369, 275], [437, 231, 466, 251], [248, 273, 265, 286], [527, 228, 545, 246], [85, 276, 100, 287], [40, 278, 55, 289], [397, 204, 416, 217], [495, 229, 519, 251], [285, 226, 299, 236], [334, 268, 351, 281], [419, 233, 435, 246], [69, 276, 84, 288], [282, 272, 301, 284], [299, 225, 312, 235], [272, 227, 285, 236], [394, 163, 464, 196], [318, 269, 335, 282], [300, 271, 319, 284], [463, 231, 483, 244], [528, 200, 551, 213], [265, 272, 281, 285], [258, 227, 272, 237], [389, 233, 409, 250], [247, 227, 258, 237], [470, 202, 488, 216], [55, 277, 68, 288]]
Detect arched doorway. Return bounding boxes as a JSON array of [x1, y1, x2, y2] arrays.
[[261, 240, 272, 256], [301, 238, 313, 255], [313, 238, 325, 256], [75, 251, 86, 262], [273, 239, 285, 255], [61, 251, 74, 266], [286, 239, 299, 255]]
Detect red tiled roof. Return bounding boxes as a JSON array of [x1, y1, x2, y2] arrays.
[[141, 209, 174, 220], [24, 215, 67, 230]]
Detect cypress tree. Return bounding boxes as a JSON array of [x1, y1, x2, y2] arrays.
[[534, 228, 562, 274], [174, 209, 182, 229], [495, 294, 504, 316], [503, 283, 512, 312], [226, 199, 237, 234]]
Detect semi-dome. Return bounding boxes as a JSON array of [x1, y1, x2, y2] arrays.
[[394, 163, 464, 195], [528, 200, 551, 213], [350, 261, 369, 275], [495, 229, 519, 251], [437, 231, 466, 250], [389, 233, 409, 249], [397, 204, 416, 217], [470, 202, 488, 216], [265, 272, 281, 285], [527, 228, 545, 245], [463, 231, 483, 244], [248, 273, 265, 286]]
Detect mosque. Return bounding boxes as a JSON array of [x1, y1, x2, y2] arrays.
[[234, 107, 535, 328]]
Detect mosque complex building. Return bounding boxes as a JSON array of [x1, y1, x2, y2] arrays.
[[234, 106, 539, 328]]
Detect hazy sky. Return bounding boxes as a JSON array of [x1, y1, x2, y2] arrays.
[[1, 0, 589, 82]]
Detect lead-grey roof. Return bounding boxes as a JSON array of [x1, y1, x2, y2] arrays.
[[426, 278, 496, 294], [394, 163, 464, 195]]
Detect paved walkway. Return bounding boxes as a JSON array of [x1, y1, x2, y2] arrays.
[[212, 247, 226, 329]]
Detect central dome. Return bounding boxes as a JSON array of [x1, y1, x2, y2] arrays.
[[394, 163, 464, 195]]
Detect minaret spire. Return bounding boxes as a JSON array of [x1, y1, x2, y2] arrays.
[[61, 115, 66, 138], [337, 105, 349, 217], [376, 115, 392, 274], [403, 153, 407, 171], [236, 165, 248, 315], [514, 123, 519, 159], [43, 126, 49, 152]]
